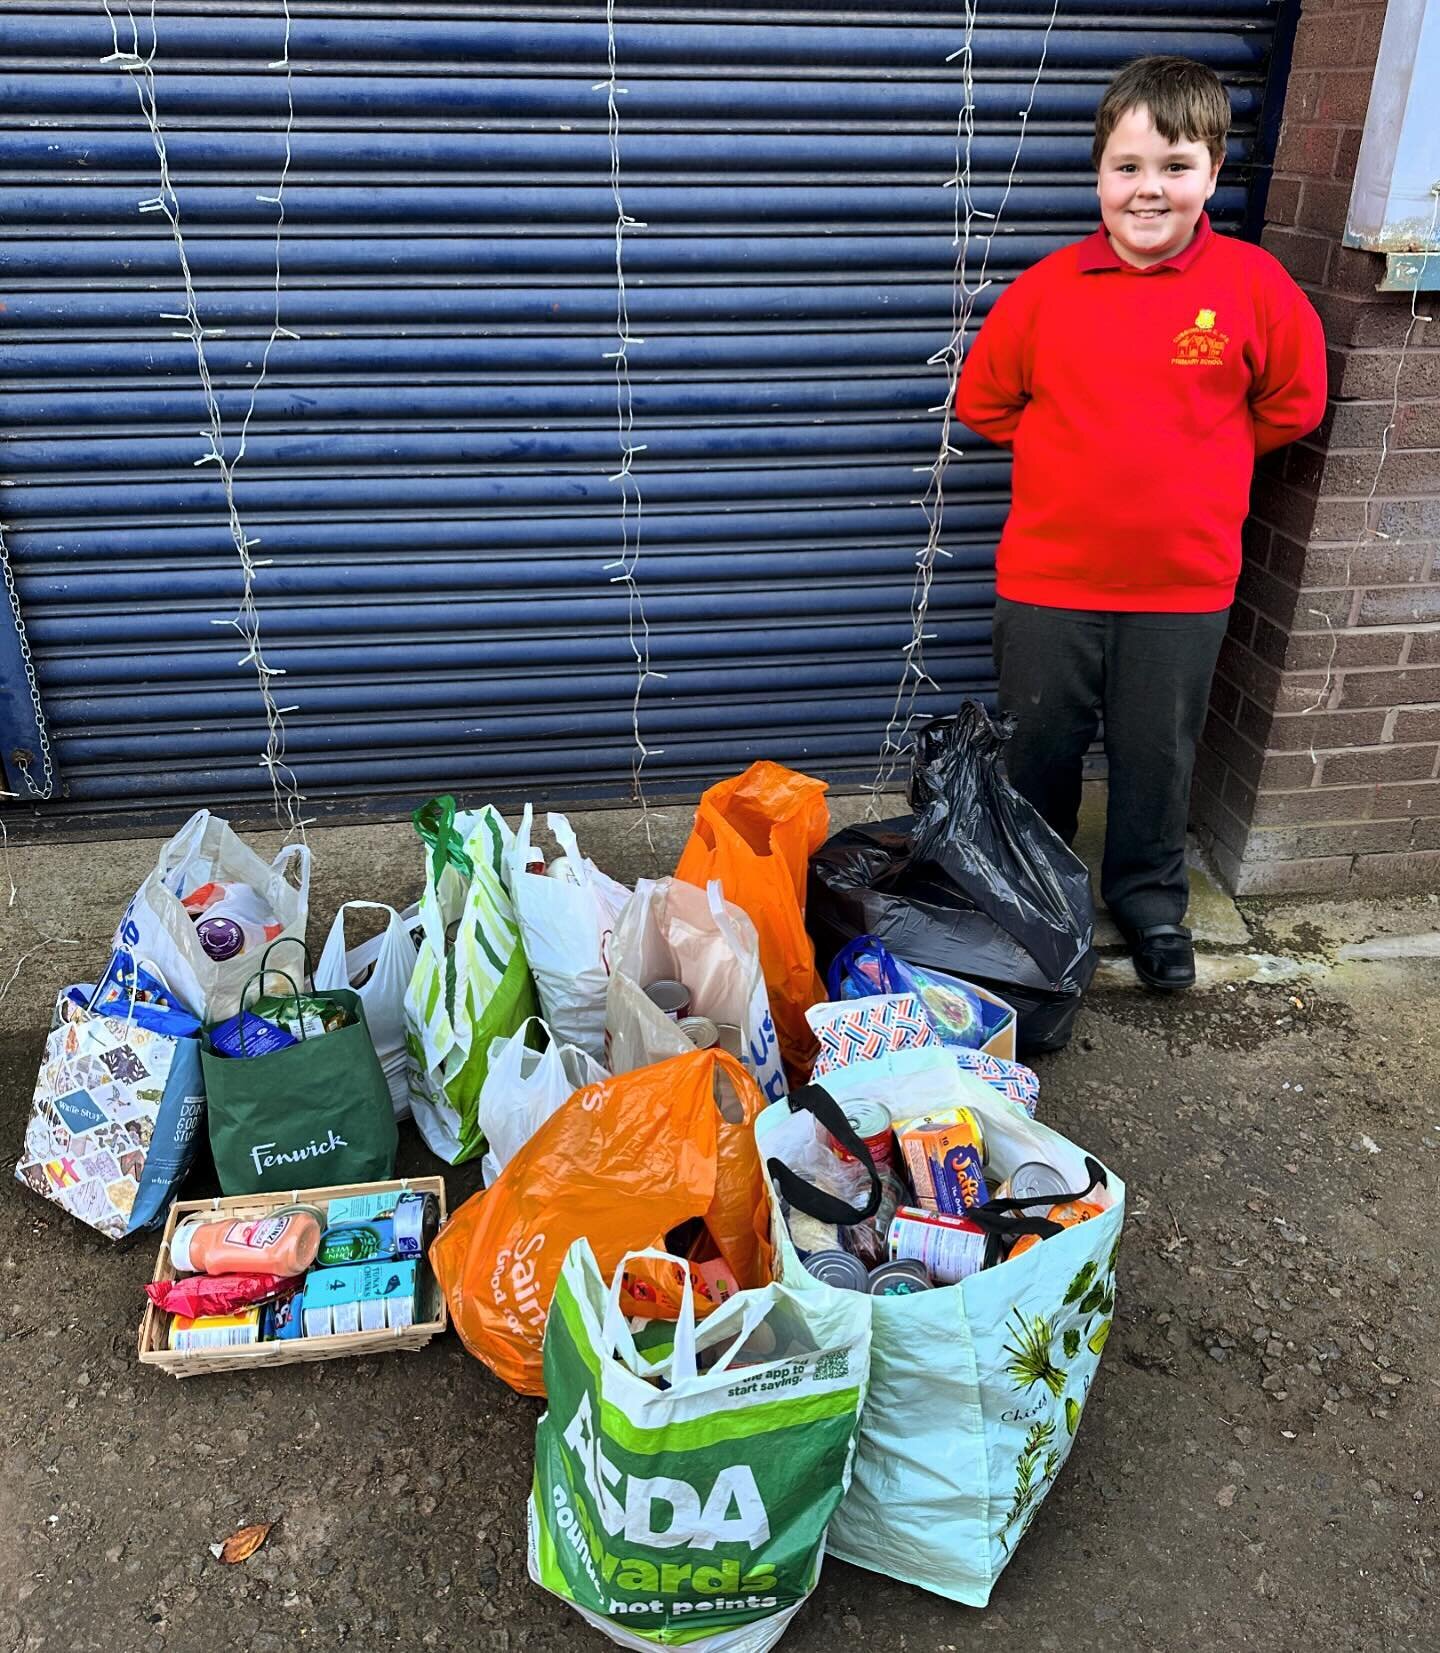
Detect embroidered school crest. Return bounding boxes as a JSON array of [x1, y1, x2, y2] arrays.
[[1171, 307, 1229, 367]]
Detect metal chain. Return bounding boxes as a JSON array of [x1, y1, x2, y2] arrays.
[[0, 518, 56, 800]]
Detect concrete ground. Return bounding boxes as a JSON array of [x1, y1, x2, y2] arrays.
[[1, 792, 1436, 1651]]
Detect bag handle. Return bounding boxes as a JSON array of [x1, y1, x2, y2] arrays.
[[546, 813, 594, 890], [765, 1082, 883, 1225], [413, 794, 475, 886], [825, 935, 903, 1000], [705, 879, 748, 962], [966, 1156, 1110, 1244], [601, 1247, 700, 1383], [270, 840, 310, 889], [232, 965, 307, 1054]]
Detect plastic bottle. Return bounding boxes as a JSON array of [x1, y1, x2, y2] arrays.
[[170, 1204, 324, 1277]]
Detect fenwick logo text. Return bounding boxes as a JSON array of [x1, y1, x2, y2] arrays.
[[250, 1129, 349, 1179]]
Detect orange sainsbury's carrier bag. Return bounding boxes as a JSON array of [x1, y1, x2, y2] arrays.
[[675, 761, 829, 1084], [430, 1047, 773, 1396]]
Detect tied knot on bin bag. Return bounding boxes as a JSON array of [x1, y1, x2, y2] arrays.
[[807, 700, 1098, 1053]]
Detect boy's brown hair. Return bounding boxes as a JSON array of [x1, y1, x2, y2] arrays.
[[1091, 56, 1230, 169]]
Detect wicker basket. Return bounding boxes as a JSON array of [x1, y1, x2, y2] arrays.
[[138, 1176, 448, 1378]]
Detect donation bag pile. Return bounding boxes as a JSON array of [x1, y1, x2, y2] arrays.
[[113, 808, 310, 1022], [15, 956, 206, 1239], [506, 806, 630, 1064], [606, 877, 786, 1103]]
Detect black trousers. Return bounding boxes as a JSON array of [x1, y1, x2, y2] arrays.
[[991, 597, 1229, 934]]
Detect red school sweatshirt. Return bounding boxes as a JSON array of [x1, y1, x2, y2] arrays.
[[953, 215, 1327, 612]]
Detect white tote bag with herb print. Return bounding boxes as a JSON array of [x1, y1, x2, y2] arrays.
[[757, 1045, 1125, 1607]]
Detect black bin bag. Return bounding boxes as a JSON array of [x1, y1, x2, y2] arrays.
[[807, 701, 1097, 1053]]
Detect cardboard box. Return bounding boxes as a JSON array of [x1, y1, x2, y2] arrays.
[[137, 1176, 447, 1379]]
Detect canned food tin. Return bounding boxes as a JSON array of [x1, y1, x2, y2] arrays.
[[867, 1260, 933, 1297], [999, 1161, 1072, 1205], [803, 1249, 870, 1292], [679, 1015, 719, 1051], [644, 979, 691, 1020], [392, 1190, 439, 1261], [887, 1206, 989, 1284], [827, 1098, 895, 1169], [715, 1023, 744, 1059]]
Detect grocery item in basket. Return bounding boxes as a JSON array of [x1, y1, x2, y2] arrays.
[[301, 1258, 419, 1335], [320, 1190, 437, 1260], [1008, 1198, 1106, 1259], [784, 1205, 842, 1258], [261, 1289, 305, 1341], [168, 1308, 264, 1351], [867, 1260, 933, 1297], [146, 1272, 301, 1318], [898, 1112, 990, 1216], [315, 1219, 398, 1268], [888, 1207, 990, 1284], [170, 1205, 324, 1277]]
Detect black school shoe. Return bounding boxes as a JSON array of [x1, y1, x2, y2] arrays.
[[1126, 923, 1196, 992]]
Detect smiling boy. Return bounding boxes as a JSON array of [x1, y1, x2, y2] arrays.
[[955, 56, 1326, 991]]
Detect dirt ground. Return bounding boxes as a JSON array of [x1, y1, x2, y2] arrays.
[[1, 826, 1437, 1651]]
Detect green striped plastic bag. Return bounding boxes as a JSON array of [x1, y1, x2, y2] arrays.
[[529, 1242, 871, 1653], [403, 798, 538, 1164]]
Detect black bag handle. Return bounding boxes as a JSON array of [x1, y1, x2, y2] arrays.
[[765, 1083, 884, 1226], [967, 1155, 1109, 1243]]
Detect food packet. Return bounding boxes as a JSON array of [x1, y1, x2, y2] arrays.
[[145, 1272, 302, 1318]]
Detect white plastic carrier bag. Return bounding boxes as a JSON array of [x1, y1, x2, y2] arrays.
[[477, 1015, 610, 1185], [314, 900, 422, 1121], [113, 809, 310, 1022], [605, 877, 785, 1103], [505, 807, 630, 1063]]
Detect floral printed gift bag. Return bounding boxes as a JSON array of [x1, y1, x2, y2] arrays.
[[756, 1045, 1125, 1607]]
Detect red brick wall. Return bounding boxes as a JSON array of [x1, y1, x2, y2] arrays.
[[1194, 0, 1440, 894]]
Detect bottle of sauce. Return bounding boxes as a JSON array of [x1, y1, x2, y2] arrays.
[[170, 1205, 324, 1277]]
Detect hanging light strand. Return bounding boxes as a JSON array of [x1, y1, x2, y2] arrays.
[[100, 0, 306, 837], [871, 1, 1061, 813]]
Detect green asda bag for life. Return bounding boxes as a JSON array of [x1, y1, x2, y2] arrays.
[[757, 1045, 1126, 1609], [404, 798, 539, 1164], [529, 1243, 871, 1653]]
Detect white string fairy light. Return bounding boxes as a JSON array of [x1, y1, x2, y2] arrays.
[[99, 0, 306, 836], [595, 0, 664, 845], [870, 0, 1062, 812]]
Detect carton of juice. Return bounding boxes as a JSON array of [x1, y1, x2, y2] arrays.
[[898, 1112, 990, 1216]]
